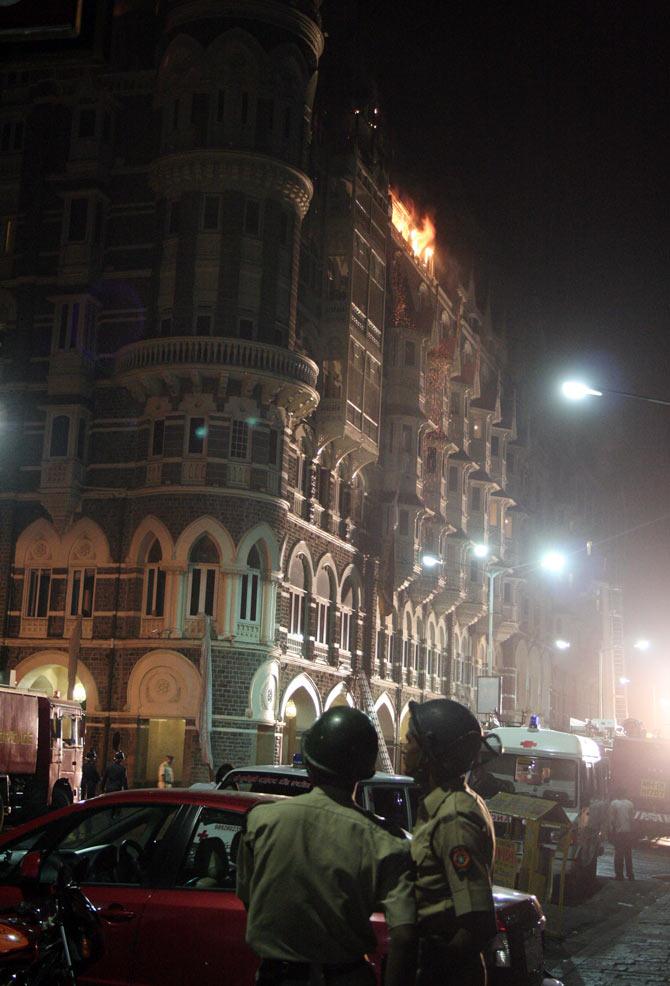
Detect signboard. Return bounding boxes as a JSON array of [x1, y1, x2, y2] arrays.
[[493, 837, 519, 888], [640, 779, 667, 801], [0, 690, 38, 774], [476, 675, 501, 715]]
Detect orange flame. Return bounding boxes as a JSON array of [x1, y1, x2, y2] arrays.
[[391, 191, 436, 266]]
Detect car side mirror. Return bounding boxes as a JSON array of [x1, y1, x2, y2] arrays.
[[19, 851, 42, 884]]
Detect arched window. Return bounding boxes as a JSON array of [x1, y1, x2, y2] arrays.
[[402, 613, 412, 669], [288, 553, 306, 639], [144, 538, 166, 617], [415, 619, 423, 671], [340, 580, 355, 654], [239, 544, 261, 623], [427, 623, 436, 676], [188, 536, 219, 617], [69, 566, 95, 618], [315, 568, 333, 647]]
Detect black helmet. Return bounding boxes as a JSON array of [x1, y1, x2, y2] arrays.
[[85, 750, 97, 762], [113, 751, 125, 762], [409, 699, 483, 776], [302, 707, 378, 781]]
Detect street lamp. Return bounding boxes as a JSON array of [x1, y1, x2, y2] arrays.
[[540, 550, 568, 574], [561, 381, 603, 401], [555, 639, 571, 651], [619, 676, 631, 686], [634, 638, 651, 651], [560, 379, 670, 408], [472, 542, 489, 559], [421, 553, 440, 569]]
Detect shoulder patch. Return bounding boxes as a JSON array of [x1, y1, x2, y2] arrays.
[[450, 845, 473, 874]]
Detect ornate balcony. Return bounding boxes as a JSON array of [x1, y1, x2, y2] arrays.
[[114, 336, 319, 417]]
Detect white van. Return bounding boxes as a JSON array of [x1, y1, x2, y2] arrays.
[[476, 722, 608, 892]]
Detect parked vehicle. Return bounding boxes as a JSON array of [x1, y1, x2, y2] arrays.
[[0, 686, 84, 829], [479, 721, 608, 894], [216, 761, 418, 831], [610, 734, 670, 838], [0, 788, 556, 986], [0, 850, 102, 985]]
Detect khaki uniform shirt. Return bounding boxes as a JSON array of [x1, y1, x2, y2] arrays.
[[411, 780, 495, 937], [236, 785, 416, 963]]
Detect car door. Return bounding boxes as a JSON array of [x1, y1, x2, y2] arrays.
[[66, 801, 183, 986], [129, 805, 256, 986]]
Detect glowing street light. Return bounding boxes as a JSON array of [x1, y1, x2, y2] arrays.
[[472, 543, 489, 559], [561, 380, 603, 401], [421, 553, 440, 569], [554, 639, 571, 651], [634, 638, 651, 651], [619, 676, 631, 686], [540, 550, 568, 575]]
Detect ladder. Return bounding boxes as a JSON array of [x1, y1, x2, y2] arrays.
[[354, 671, 394, 773]]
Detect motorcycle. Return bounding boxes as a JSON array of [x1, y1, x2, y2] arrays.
[[0, 850, 103, 985]]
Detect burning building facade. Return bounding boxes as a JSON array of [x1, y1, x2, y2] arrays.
[[0, 0, 618, 782]]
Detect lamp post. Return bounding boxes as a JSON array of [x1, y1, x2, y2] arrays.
[[472, 543, 568, 677]]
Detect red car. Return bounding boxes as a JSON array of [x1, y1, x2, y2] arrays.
[[0, 788, 550, 985]]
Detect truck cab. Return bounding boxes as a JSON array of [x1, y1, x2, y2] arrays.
[[0, 685, 84, 826]]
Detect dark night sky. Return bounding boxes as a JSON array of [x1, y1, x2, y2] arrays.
[[325, 1, 670, 717]]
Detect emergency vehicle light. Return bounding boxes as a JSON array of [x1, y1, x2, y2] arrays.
[[528, 714, 540, 731], [292, 753, 304, 767]]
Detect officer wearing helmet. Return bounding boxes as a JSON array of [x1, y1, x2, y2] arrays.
[[81, 750, 100, 799], [236, 706, 417, 985], [101, 750, 128, 793], [403, 699, 496, 986]]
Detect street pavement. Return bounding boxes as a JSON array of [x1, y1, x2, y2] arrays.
[[543, 841, 670, 984]]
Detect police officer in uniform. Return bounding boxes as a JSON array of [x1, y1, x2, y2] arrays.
[[404, 699, 496, 986], [236, 707, 417, 986]]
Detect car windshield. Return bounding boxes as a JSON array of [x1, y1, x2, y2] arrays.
[[480, 753, 578, 808]]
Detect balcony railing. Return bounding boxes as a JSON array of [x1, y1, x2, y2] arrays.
[[115, 336, 319, 390]]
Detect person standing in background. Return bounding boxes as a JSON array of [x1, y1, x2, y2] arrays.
[[81, 750, 100, 799], [609, 788, 636, 880], [158, 753, 175, 789], [102, 751, 128, 793]]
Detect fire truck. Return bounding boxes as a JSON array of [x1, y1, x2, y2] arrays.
[[0, 685, 84, 829], [610, 734, 670, 838]]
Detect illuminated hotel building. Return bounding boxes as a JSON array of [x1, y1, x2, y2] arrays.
[[0, 1, 620, 783]]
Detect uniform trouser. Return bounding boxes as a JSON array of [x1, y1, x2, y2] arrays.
[[612, 833, 635, 879], [417, 938, 487, 986], [255, 958, 376, 986]]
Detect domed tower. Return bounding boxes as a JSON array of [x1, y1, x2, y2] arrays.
[[116, 0, 322, 418]]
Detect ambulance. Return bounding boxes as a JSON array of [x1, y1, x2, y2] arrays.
[[477, 716, 608, 894]]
